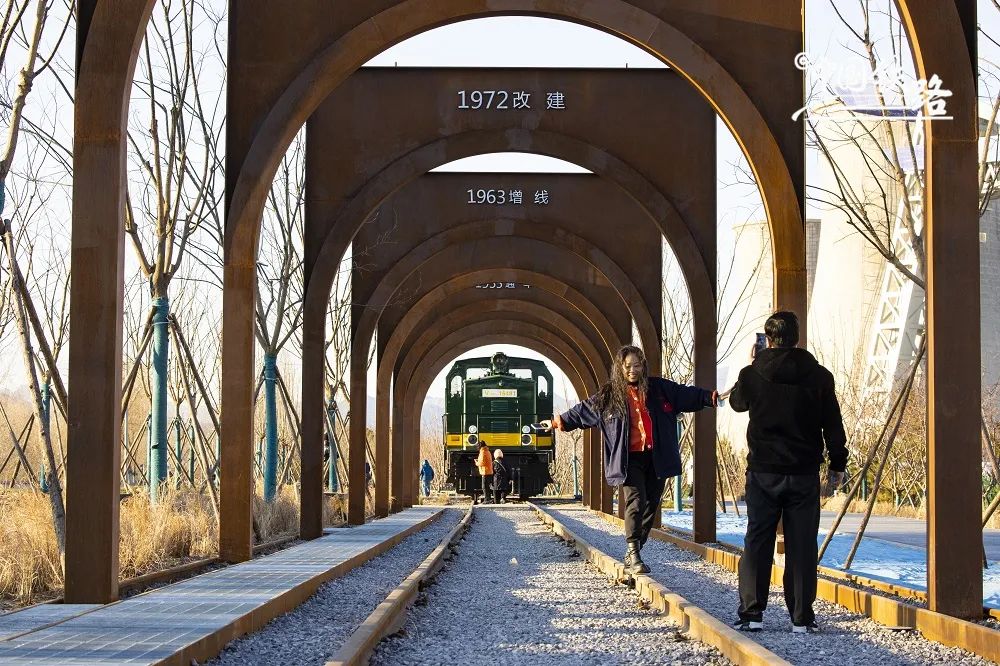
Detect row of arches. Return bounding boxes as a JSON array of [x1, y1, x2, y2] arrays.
[[68, 0, 981, 619]]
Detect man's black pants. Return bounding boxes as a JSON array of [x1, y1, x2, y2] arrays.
[[738, 471, 820, 626], [481, 474, 493, 503], [622, 450, 666, 546]]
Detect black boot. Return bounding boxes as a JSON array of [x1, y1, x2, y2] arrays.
[[624, 542, 650, 575]]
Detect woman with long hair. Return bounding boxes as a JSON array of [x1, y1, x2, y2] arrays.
[[542, 345, 717, 575]]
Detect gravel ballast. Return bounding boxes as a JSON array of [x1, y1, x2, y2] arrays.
[[372, 505, 731, 666], [545, 505, 994, 665], [206, 509, 464, 666]]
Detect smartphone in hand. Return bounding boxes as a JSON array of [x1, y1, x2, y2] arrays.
[[753, 332, 767, 358]]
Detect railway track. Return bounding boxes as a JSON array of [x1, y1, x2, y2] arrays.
[[537, 504, 996, 665], [204, 503, 999, 665]]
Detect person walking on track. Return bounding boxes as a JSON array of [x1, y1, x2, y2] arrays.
[[541, 344, 717, 575], [419, 459, 434, 498]]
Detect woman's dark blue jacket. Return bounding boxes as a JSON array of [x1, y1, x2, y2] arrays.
[[558, 377, 714, 486]]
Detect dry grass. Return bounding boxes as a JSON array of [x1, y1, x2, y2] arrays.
[[323, 493, 347, 525], [0, 483, 330, 609], [0, 489, 63, 606], [252, 484, 299, 543], [822, 494, 1000, 529], [821, 494, 927, 519], [118, 488, 218, 580]]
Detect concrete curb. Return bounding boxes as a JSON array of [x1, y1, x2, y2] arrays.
[[325, 507, 474, 666], [530, 503, 790, 666]]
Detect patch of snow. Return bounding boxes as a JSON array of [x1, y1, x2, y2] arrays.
[[661, 509, 1000, 609]]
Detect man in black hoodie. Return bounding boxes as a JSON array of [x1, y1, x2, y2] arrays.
[[728, 311, 847, 634]]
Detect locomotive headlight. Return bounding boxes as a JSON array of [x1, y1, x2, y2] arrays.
[[521, 425, 531, 434], [521, 434, 532, 445], [468, 425, 478, 434], [468, 434, 478, 445]]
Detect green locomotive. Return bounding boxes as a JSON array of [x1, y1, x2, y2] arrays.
[[444, 352, 555, 500]]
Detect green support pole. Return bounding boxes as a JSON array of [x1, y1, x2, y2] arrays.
[[263, 353, 279, 502], [188, 422, 195, 484], [146, 413, 152, 484], [149, 296, 170, 501], [39, 381, 51, 493], [174, 416, 182, 489], [327, 399, 339, 492], [40, 381, 51, 429]]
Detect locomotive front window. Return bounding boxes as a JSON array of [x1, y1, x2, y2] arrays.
[[450, 376, 462, 396]]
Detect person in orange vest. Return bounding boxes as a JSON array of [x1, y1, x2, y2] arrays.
[[475, 441, 494, 504]]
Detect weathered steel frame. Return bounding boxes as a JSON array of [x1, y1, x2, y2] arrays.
[[68, 0, 981, 619]]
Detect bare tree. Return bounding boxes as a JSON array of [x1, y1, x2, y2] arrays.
[[0, 0, 75, 566], [254, 131, 304, 501], [123, 0, 225, 500], [800, 0, 1000, 552]]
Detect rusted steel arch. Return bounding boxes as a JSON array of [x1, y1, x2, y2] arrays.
[[396, 302, 607, 393], [301, 266, 620, 529], [397, 326, 599, 508], [399, 320, 602, 506], [894, 1, 981, 620], [344, 264, 620, 523], [303, 129, 711, 345], [371, 298, 607, 516], [399, 317, 601, 416], [66, 0, 158, 605], [73, 2, 796, 587], [353, 224, 661, 371], [72, 0, 978, 610], [377, 268, 623, 385], [226, 2, 802, 311], [371, 291, 611, 515], [386, 286, 616, 374]]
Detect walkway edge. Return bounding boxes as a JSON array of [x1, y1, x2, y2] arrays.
[[159, 509, 444, 666], [325, 507, 474, 666], [596, 510, 1000, 663], [654, 517, 1000, 622], [529, 504, 790, 666]]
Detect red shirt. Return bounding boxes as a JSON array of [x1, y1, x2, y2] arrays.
[[627, 386, 653, 452]]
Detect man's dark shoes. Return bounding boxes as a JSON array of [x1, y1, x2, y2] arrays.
[[733, 619, 764, 632], [791, 621, 820, 634], [624, 542, 650, 575]]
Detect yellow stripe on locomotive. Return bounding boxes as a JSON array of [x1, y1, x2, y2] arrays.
[[446, 432, 553, 447]]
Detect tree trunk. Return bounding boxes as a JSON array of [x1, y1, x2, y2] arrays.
[[149, 296, 170, 501], [1, 220, 66, 564]]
